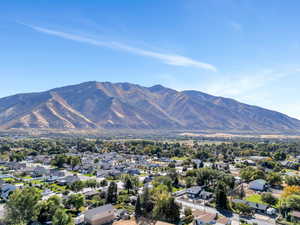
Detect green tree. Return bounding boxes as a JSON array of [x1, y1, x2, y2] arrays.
[[266, 172, 282, 186], [182, 207, 194, 225], [5, 187, 41, 224], [286, 176, 300, 186], [124, 176, 133, 193], [239, 184, 245, 199], [38, 195, 63, 223], [152, 194, 180, 224], [215, 182, 228, 209], [135, 195, 142, 218], [69, 180, 85, 192], [141, 186, 154, 217], [233, 202, 252, 216], [100, 179, 108, 187], [52, 208, 74, 225], [106, 182, 118, 204], [261, 193, 277, 205], [70, 156, 81, 170], [66, 194, 85, 211]]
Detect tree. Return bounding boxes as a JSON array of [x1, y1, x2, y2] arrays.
[[70, 156, 81, 170], [100, 179, 108, 187], [152, 194, 180, 224], [240, 167, 265, 182], [52, 208, 74, 225], [215, 182, 228, 209], [185, 177, 194, 188], [69, 180, 84, 192], [233, 202, 252, 216], [279, 194, 300, 218], [124, 177, 133, 193], [38, 195, 63, 223], [182, 207, 194, 225], [85, 179, 97, 188], [267, 172, 282, 186], [261, 193, 277, 205], [239, 184, 245, 199], [286, 176, 300, 186], [106, 182, 118, 204], [5, 187, 41, 224], [66, 194, 85, 211], [282, 186, 300, 198], [273, 150, 286, 161], [52, 154, 68, 168], [141, 186, 154, 217], [135, 195, 142, 218]]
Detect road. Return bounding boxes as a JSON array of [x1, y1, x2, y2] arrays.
[[176, 198, 276, 225]]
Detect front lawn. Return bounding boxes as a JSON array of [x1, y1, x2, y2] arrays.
[[244, 194, 264, 204]]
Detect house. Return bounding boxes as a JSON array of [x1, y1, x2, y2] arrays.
[[50, 169, 65, 177], [232, 199, 268, 214], [173, 189, 186, 197], [0, 183, 17, 200], [199, 191, 213, 200], [186, 186, 202, 199], [84, 190, 99, 200], [125, 168, 140, 176], [249, 179, 268, 191], [84, 204, 115, 225], [192, 159, 203, 169], [32, 166, 49, 177], [57, 174, 80, 185], [6, 162, 26, 170], [193, 211, 217, 225]]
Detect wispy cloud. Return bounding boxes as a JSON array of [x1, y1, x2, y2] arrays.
[[22, 24, 217, 72], [203, 69, 287, 97], [229, 21, 242, 31]]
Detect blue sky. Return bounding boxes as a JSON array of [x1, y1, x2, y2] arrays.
[[1, 0, 300, 119]]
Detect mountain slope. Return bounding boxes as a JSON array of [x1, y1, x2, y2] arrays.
[[0, 81, 299, 132]]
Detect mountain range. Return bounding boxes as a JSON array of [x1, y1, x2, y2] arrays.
[[0, 81, 299, 132]]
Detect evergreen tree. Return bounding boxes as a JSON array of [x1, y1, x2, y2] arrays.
[[106, 181, 118, 204], [141, 186, 154, 217], [135, 195, 142, 218], [153, 195, 180, 224], [215, 181, 228, 209], [124, 177, 133, 193], [239, 184, 245, 199]]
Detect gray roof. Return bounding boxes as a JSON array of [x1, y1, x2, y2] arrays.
[[232, 199, 268, 211], [186, 186, 202, 195], [85, 204, 114, 219], [249, 179, 267, 191]]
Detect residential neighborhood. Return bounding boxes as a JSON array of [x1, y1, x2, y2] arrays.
[[0, 138, 299, 225]]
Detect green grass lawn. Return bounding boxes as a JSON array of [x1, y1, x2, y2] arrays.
[[49, 183, 66, 192], [171, 156, 189, 160], [2, 177, 15, 183], [83, 173, 94, 177], [244, 194, 264, 204]]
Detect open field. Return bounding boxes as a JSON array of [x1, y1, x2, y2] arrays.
[[1, 128, 300, 140]]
